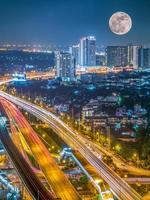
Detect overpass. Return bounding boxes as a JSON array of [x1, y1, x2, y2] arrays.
[[0, 98, 81, 200], [124, 178, 150, 184], [0, 91, 143, 200], [0, 71, 55, 86], [0, 117, 55, 200]]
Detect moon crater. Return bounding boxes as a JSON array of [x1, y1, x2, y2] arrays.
[[109, 12, 132, 35]]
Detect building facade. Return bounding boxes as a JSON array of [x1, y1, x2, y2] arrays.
[[106, 46, 128, 67], [69, 44, 79, 66], [79, 36, 96, 66], [128, 45, 140, 68], [96, 52, 106, 66], [138, 47, 150, 68], [56, 52, 75, 81]]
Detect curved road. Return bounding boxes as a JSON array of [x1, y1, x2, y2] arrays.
[[0, 98, 81, 200], [0, 118, 55, 200], [0, 91, 142, 200]]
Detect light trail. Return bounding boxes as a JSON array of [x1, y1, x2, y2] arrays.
[[0, 118, 55, 200], [0, 91, 142, 200], [2, 104, 43, 175], [62, 149, 103, 197], [0, 97, 81, 200]]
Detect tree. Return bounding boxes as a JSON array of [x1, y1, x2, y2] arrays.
[[80, 175, 88, 184]]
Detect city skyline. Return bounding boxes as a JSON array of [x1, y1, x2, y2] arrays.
[[0, 0, 150, 46], [0, 1, 149, 200]]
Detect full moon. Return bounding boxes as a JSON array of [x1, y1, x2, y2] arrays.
[[109, 12, 132, 35]]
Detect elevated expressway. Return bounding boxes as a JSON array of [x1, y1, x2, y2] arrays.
[[0, 98, 80, 200], [0, 118, 55, 200], [0, 91, 143, 200]]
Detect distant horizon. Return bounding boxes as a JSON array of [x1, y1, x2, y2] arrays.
[[0, 41, 150, 48]]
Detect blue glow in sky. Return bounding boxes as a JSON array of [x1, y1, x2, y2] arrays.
[[0, 0, 150, 46]]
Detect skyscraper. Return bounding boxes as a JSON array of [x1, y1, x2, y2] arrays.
[[106, 46, 128, 67], [56, 52, 75, 81], [128, 45, 140, 68], [143, 48, 150, 67], [79, 36, 96, 66], [69, 44, 79, 66], [96, 52, 106, 66], [138, 47, 150, 68]]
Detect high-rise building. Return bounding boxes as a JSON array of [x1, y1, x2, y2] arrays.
[[69, 44, 79, 66], [138, 46, 143, 68], [143, 48, 150, 67], [96, 52, 106, 66], [79, 36, 96, 66], [56, 52, 75, 81], [138, 47, 150, 68], [106, 46, 128, 67], [128, 45, 140, 68]]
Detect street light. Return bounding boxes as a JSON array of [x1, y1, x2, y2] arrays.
[[115, 144, 121, 153]]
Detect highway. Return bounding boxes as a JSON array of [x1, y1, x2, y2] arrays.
[[124, 177, 150, 184], [91, 139, 150, 177], [0, 117, 55, 200], [0, 98, 81, 200], [3, 105, 43, 175], [0, 91, 143, 200]]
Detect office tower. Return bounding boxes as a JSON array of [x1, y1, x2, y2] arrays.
[[138, 46, 143, 68], [106, 46, 128, 67], [56, 52, 75, 81], [143, 48, 150, 67], [69, 44, 79, 66], [138, 47, 150, 68], [96, 52, 106, 66], [128, 45, 140, 68], [79, 36, 96, 66]]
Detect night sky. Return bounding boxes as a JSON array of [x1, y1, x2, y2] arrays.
[[0, 0, 150, 46]]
